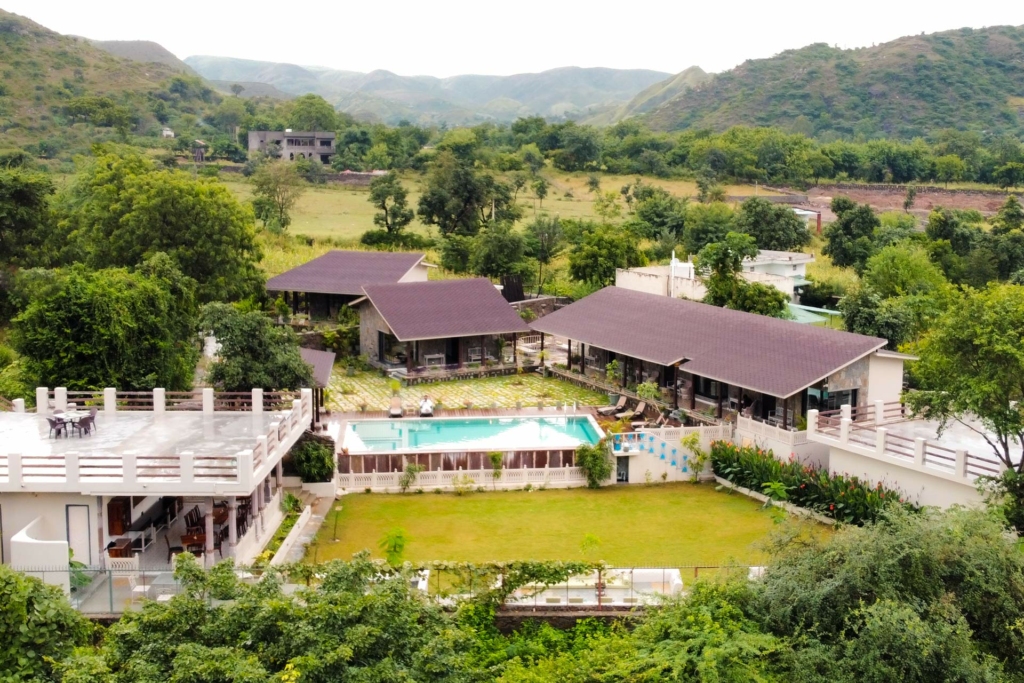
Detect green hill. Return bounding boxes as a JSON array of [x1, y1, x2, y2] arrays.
[[83, 39, 195, 74], [184, 56, 671, 124], [582, 65, 709, 125], [643, 26, 1024, 138], [0, 9, 218, 157]]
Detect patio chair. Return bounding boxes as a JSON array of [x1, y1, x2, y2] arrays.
[[89, 406, 98, 430], [165, 535, 183, 563], [597, 395, 627, 416], [389, 396, 404, 418], [72, 415, 94, 437], [46, 417, 67, 439], [616, 401, 646, 421]]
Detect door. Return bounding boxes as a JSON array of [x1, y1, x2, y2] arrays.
[[445, 338, 459, 365], [66, 504, 92, 565], [616, 456, 629, 484]]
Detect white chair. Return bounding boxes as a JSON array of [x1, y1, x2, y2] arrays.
[[128, 574, 150, 602]]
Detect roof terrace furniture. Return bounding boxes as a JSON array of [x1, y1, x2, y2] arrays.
[[617, 401, 647, 421], [598, 396, 627, 416]]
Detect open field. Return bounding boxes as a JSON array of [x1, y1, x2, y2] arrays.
[[328, 370, 607, 413], [309, 483, 800, 566]]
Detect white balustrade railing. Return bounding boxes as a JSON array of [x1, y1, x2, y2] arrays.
[[0, 388, 314, 493], [343, 466, 588, 492]]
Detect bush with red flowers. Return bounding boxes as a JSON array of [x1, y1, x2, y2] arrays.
[[710, 440, 915, 525]]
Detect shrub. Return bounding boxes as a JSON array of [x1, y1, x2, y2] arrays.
[[290, 434, 335, 483], [711, 440, 913, 525], [576, 440, 612, 488]]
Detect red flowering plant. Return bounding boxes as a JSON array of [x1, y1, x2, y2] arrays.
[[710, 440, 915, 525]]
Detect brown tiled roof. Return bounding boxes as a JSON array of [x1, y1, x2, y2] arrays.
[[529, 287, 887, 398], [266, 250, 425, 296], [362, 278, 532, 341], [299, 347, 336, 388]]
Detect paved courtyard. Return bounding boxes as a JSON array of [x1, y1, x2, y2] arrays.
[[327, 368, 608, 413]]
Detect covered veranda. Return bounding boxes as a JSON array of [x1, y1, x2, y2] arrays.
[[530, 287, 888, 429]]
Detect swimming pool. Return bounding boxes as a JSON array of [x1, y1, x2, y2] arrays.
[[343, 415, 603, 453]]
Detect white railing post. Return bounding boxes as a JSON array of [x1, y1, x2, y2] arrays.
[[839, 417, 851, 443], [257, 434, 269, 460], [35, 387, 49, 415], [153, 388, 166, 415], [875, 427, 887, 457], [874, 400, 885, 424], [104, 388, 116, 414], [954, 450, 967, 478], [65, 452, 79, 485], [13, 398, 24, 413], [252, 388, 263, 415], [301, 388, 313, 420], [840, 404, 851, 421], [55, 387, 67, 413], [913, 438, 926, 467], [291, 399, 302, 430], [122, 452, 137, 486], [9, 452, 22, 486], [238, 450, 253, 489], [202, 388, 214, 414], [181, 452, 194, 485]]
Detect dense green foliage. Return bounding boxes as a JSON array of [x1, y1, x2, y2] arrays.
[[0, 564, 90, 682], [12, 259, 200, 390], [199, 303, 312, 392], [711, 441, 912, 525], [16, 506, 1024, 682], [644, 26, 1024, 140], [0, 169, 54, 267], [289, 433, 336, 483], [567, 223, 647, 286], [574, 440, 613, 488], [54, 148, 263, 301], [696, 232, 789, 318], [906, 284, 1024, 473]]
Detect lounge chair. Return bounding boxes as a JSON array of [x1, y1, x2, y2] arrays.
[[597, 395, 627, 416], [632, 413, 667, 430], [389, 396, 404, 418], [617, 401, 647, 421]]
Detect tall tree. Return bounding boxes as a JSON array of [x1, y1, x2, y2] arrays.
[[568, 224, 647, 286], [694, 232, 788, 318], [367, 172, 414, 235], [287, 94, 338, 131], [469, 223, 527, 278], [861, 243, 947, 299], [822, 197, 879, 272], [735, 197, 810, 251], [251, 160, 305, 235], [524, 215, 565, 292], [906, 284, 1024, 472], [684, 202, 735, 254], [0, 168, 54, 267], [417, 151, 518, 236], [992, 195, 1024, 235], [56, 149, 262, 302], [13, 261, 200, 390], [200, 303, 313, 392]]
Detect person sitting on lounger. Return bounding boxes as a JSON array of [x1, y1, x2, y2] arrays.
[[419, 395, 435, 417]]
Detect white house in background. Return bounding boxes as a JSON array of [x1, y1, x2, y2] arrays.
[[806, 404, 1011, 508], [161, 127, 175, 139], [616, 250, 814, 303], [0, 387, 313, 597]]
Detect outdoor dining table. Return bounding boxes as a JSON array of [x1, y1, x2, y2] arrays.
[[57, 409, 88, 423]]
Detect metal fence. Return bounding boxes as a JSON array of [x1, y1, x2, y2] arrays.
[[20, 563, 755, 616]]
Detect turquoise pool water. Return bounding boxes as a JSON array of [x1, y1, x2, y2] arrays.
[[344, 416, 602, 453]]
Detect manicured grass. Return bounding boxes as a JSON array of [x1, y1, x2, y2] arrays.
[[329, 369, 608, 413], [310, 483, 791, 566]]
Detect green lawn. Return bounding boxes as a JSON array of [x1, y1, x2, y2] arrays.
[[310, 483, 791, 566], [329, 370, 608, 413]]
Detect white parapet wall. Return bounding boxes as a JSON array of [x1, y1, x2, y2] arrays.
[[806, 408, 990, 508], [342, 466, 589, 493], [734, 417, 829, 468], [10, 516, 71, 595]]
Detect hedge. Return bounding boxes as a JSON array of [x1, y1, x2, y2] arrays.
[[710, 440, 914, 525]]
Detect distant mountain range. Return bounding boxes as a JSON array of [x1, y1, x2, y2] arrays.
[[183, 56, 672, 125], [637, 25, 1024, 138]]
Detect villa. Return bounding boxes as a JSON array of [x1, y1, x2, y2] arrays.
[[266, 250, 431, 320], [353, 278, 532, 376], [0, 388, 314, 597]]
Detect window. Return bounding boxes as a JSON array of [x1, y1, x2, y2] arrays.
[[319, 139, 332, 147]]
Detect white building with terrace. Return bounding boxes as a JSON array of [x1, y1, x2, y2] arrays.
[[0, 387, 313, 598]]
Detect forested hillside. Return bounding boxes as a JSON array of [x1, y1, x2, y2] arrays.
[[0, 9, 219, 156], [185, 56, 671, 124], [643, 25, 1024, 139]]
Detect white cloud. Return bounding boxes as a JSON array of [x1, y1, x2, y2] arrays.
[[6, 0, 1022, 77]]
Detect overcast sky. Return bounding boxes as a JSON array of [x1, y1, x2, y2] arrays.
[[6, 0, 1023, 77]]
